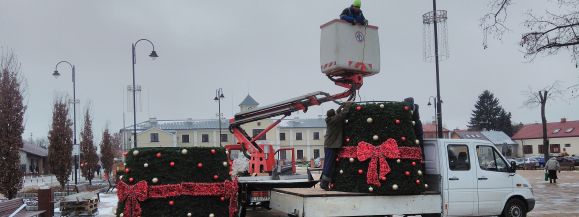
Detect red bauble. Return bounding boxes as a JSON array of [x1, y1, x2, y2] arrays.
[[355, 105, 362, 111], [401, 136, 406, 141], [123, 152, 128, 157], [213, 175, 219, 180], [125, 168, 130, 173], [129, 177, 134, 182], [335, 158, 340, 162], [345, 137, 350, 143], [211, 149, 216, 155], [416, 180, 421, 185], [412, 161, 417, 166], [358, 169, 364, 174], [169, 200, 174, 206], [220, 196, 225, 202], [380, 176, 386, 181], [405, 171, 410, 176], [170, 162, 175, 167], [395, 119, 401, 125], [404, 105, 411, 111], [156, 152, 162, 158], [197, 162, 203, 168]]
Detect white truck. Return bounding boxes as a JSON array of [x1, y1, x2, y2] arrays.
[[269, 138, 535, 217]]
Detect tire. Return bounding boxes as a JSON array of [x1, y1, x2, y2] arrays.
[[501, 198, 527, 217]]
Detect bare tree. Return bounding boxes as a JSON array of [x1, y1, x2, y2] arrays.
[[482, 0, 579, 64], [0, 51, 26, 199], [48, 98, 73, 190], [80, 108, 98, 185], [523, 81, 564, 161]]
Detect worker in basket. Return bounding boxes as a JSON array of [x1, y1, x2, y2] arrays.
[[340, 0, 368, 25], [320, 101, 352, 190]]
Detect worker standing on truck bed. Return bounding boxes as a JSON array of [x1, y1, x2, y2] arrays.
[[340, 0, 368, 25], [320, 102, 352, 190]]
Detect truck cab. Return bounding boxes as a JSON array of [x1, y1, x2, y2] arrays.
[[424, 139, 535, 216]]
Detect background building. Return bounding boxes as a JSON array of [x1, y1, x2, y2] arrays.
[[19, 142, 48, 175], [512, 118, 578, 157], [452, 130, 518, 158]]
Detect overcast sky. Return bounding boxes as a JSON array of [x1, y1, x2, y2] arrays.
[[0, 0, 577, 142]]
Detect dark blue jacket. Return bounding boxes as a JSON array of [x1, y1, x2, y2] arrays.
[[340, 6, 367, 25]]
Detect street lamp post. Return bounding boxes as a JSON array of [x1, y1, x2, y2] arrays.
[[427, 96, 439, 138], [53, 61, 80, 184], [214, 88, 225, 147], [432, 0, 444, 139], [131, 39, 158, 148]]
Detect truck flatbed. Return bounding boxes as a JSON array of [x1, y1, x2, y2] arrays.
[[270, 188, 441, 217]]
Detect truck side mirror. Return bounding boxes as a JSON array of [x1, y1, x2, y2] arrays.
[[510, 161, 517, 173]]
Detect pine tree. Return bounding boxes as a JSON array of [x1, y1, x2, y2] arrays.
[[0, 52, 26, 199], [80, 109, 98, 185], [48, 99, 73, 190], [100, 128, 114, 178], [468, 90, 513, 134]]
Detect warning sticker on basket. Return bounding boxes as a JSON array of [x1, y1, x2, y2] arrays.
[[355, 31, 365, 42]]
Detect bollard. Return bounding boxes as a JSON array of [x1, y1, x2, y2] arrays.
[[38, 186, 53, 217]]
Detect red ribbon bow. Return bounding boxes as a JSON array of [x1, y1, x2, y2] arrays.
[[117, 180, 148, 217], [356, 139, 400, 186], [224, 178, 239, 217]]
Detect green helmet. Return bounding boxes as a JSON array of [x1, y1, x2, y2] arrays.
[[353, 0, 361, 8]]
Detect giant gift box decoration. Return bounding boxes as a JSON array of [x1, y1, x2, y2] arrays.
[[331, 101, 427, 195], [116, 147, 237, 217]]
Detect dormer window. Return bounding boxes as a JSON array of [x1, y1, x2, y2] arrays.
[[565, 128, 575, 133], [552, 128, 561, 134]]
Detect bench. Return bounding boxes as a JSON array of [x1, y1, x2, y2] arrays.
[[0, 198, 45, 217]]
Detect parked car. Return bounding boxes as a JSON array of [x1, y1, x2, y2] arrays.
[[556, 157, 576, 170], [569, 156, 579, 166], [530, 156, 545, 167], [525, 158, 539, 169], [513, 158, 525, 168]]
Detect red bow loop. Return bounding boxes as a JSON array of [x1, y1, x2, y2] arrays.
[[224, 178, 239, 217], [355, 139, 400, 187], [117, 180, 148, 217]]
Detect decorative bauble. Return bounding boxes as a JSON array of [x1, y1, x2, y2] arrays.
[[125, 168, 130, 173], [123, 152, 128, 157], [411, 110, 414, 115], [152, 177, 158, 183], [339, 170, 344, 174], [424, 184, 429, 189], [169, 200, 174, 206], [213, 175, 219, 180], [404, 105, 411, 111], [220, 196, 225, 202], [396, 159, 401, 164], [366, 117, 373, 123], [417, 170, 423, 176], [392, 184, 399, 190], [225, 150, 229, 155], [132, 150, 139, 156], [401, 136, 406, 141], [223, 161, 228, 167], [209, 214, 215, 217], [380, 176, 386, 181], [405, 171, 410, 176], [395, 119, 401, 124], [412, 161, 417, 166], [170, 161, 175, 167], [181, 149, 188, 155], [120, 213, 124, 217], [412, 121, 416, 126], [156, 152, 162, 158], [119, 175, 124, 180], [345, 119, 349, 124], [415, 139, 420, 145], [349, 158, 355, 163], [187, 213, 192, 217], [416, 180, 421, 185], [355, 105, 362, 111], [123, 163, 127, 166], [129, 177, 134, 183], [345, 137, 350, 143], [197, 162, 203, 168], [143, 163, 149, 168], [373, 135, 379, 141], [211, 149, 216, 155], [358, 169, 364, 174], [379, 104, 384, 108], [336, 158, 340, 162], [368, 186, 374, 192]]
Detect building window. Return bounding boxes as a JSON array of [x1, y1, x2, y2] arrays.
[[565, 144, 571, 148], [313, 132, 320, 140], [523, 145, 533, 154], [280, 133, 286, 141], [220, 134, 228, 142], [296, 132, 303, 140], [297, 150, 304, 159], [202, 134, 209, 143], [550, 144, 560, 153], [252, 129, 266, 140], [182, 135, 190, 143], [538, 145, 545, 154], [314, 149, 320, 158], [150, 133, 159, 142]]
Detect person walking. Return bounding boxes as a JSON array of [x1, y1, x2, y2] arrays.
[[320, 101, 352, 190], [545, 157, 560, 183]]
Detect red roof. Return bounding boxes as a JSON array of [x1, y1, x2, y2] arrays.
[[512, 119, 579, 140], [422, 122, 450, 133]]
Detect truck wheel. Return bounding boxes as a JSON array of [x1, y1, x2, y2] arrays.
[[502, 199, 526, 217]]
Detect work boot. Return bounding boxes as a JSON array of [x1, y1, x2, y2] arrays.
[[320, 180, 330, 190]]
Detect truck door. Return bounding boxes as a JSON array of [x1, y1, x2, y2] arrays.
[[475, 145, 513, 216], [446, 144, 477, 216]]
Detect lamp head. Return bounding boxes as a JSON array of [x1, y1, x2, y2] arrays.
[[427, 101, 432, 106], [149, 50, 159, 60], [219, 93, 225, 98], [52, 70, 61, 78], [213, 96, 219, 101]]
